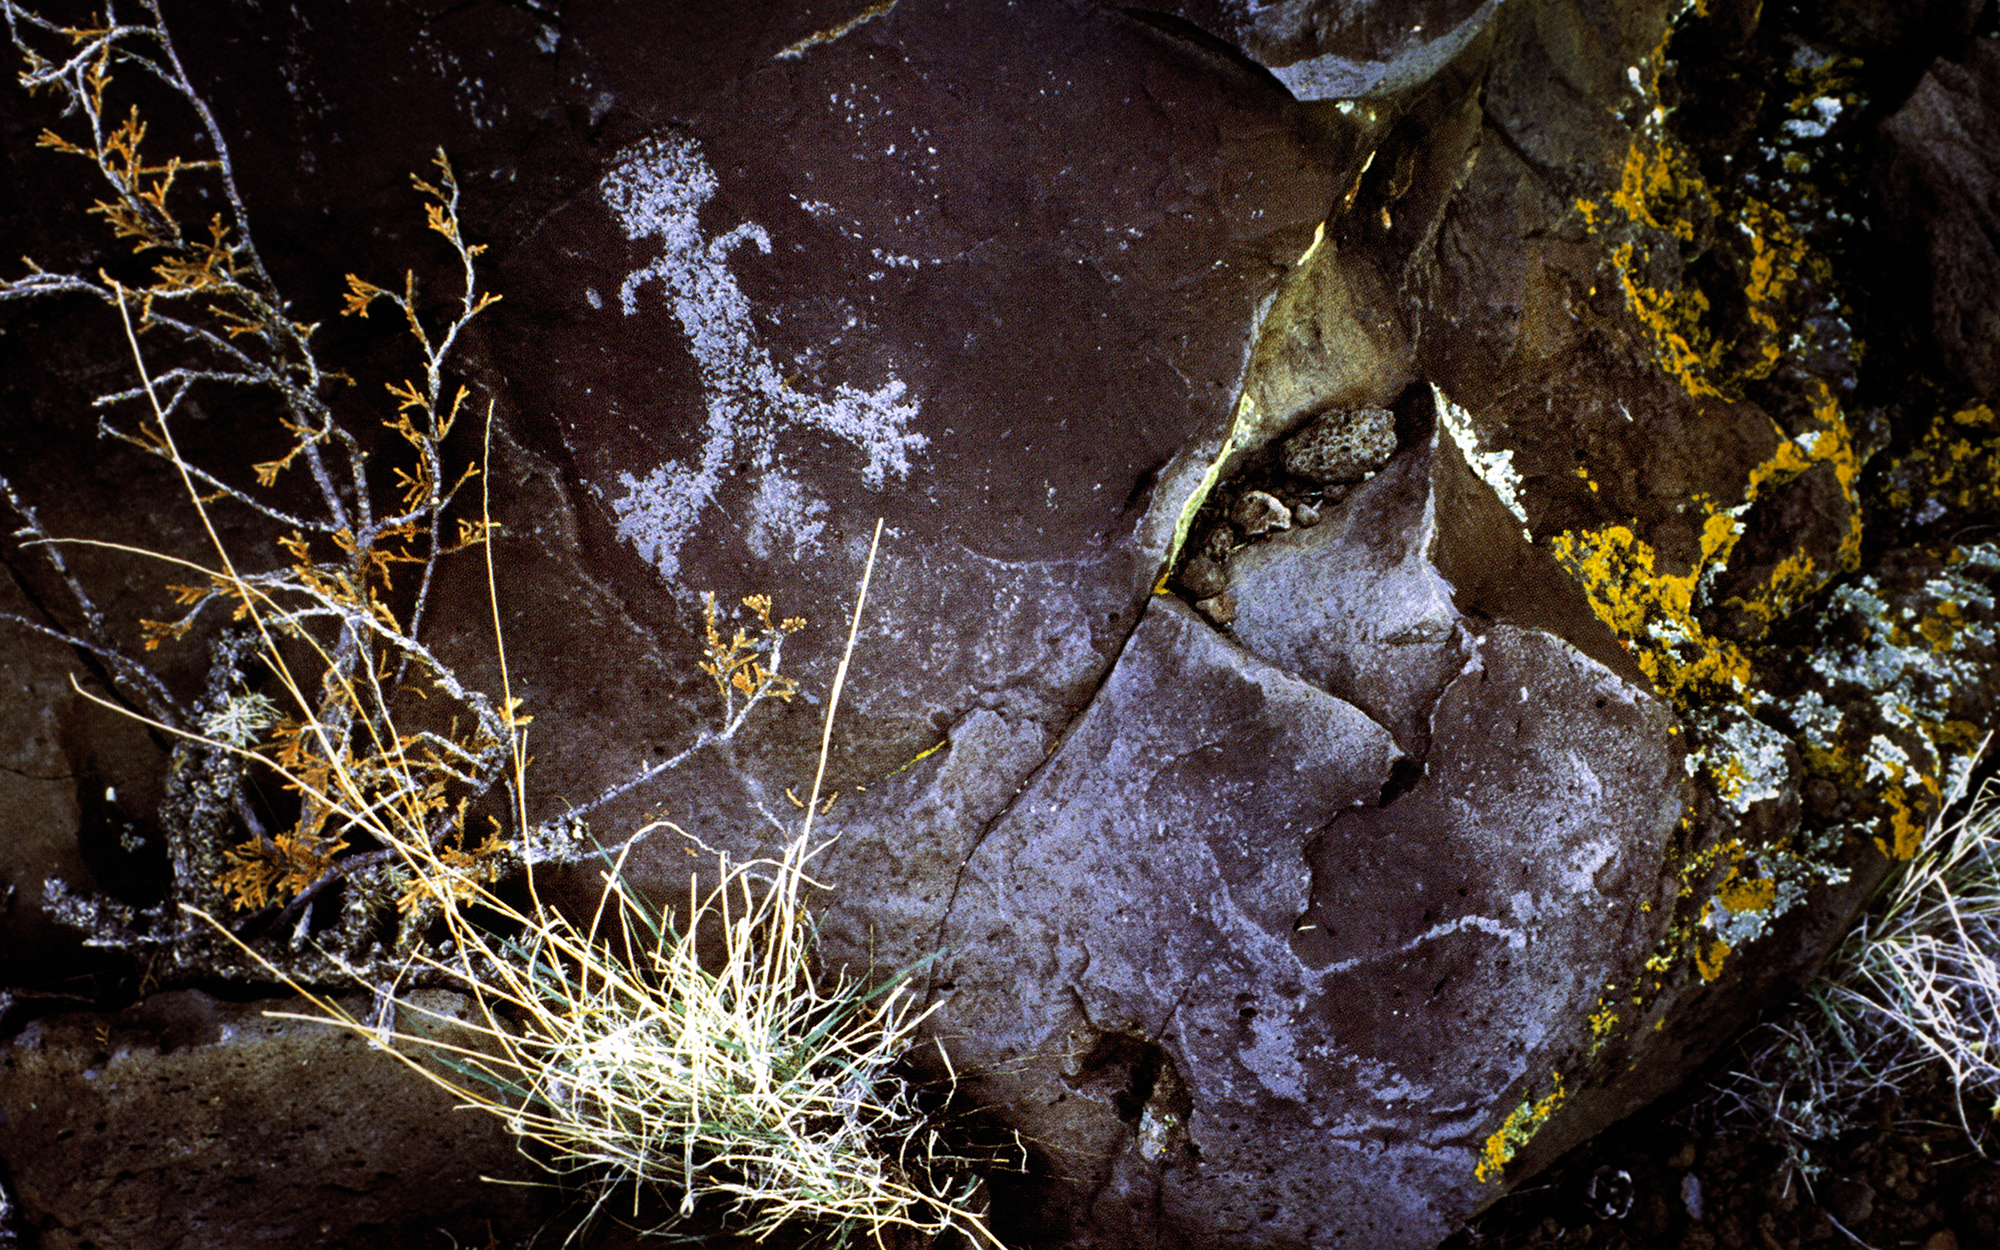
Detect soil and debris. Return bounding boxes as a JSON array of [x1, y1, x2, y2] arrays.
[[1448, 1052, 1999, 1250]]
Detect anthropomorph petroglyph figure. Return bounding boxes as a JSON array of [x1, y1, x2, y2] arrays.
[[599, 133, 927, 582]]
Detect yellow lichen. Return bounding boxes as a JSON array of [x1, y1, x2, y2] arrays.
[[1586, 1001, 1622, 1058], [1716, 870, 1777, 914], [1610, 241, 1726, 399], [1883, 403, 2000, 516], [1878, 769, 1941, 861], [1695, 937, 1731, 982], [1548, 516, 1754, 707], [1477, 1072, 1567, 1183]]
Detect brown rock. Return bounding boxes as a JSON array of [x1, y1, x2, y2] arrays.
[[1178, 554, 1229, 600], [1880, 41, 2000, 400], [0, 991, 540, 1250]]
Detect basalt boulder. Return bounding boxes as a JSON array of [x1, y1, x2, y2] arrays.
[[1, 1, 1997, 1249]]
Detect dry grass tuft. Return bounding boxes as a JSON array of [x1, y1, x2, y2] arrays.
[[1, 3, 1012, 1242]]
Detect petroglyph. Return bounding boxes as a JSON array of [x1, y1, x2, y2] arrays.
[[599, 134, 926, 581]]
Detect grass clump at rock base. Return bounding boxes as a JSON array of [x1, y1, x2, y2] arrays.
[[1704, 738, 2000, 1192], [0, 3, 1011, 1243], [215, 523, 1009, 1248]]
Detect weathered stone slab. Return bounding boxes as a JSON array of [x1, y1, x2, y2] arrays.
[[0, 991, 540, 1250], [1880, 40, 2000, 402], [927, 509, 1682, 1246], [936, 595, 1404, 1242]]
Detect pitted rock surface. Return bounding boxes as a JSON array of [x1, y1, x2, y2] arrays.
[[1281, 405, 1400, 483]]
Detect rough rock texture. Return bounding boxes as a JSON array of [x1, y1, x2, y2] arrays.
[[1880, 39, 2000, 402], [1139, 0, 1509, 101], [1280, 405, 1399, 483], [910, 428, 1683, 1246], [1, 0, 1998, 1248], [0, 990, 540, 1250]]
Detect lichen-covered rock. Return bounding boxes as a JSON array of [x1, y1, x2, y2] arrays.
[[3, 0, 1998, 1247]]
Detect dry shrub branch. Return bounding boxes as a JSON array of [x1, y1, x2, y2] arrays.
[[0, 3, 1011, 1243]]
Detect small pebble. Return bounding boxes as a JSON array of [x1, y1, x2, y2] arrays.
[[1292, 502, 1321, 527], [1178, 554, 1227, 600], [1681, 1172, 1704, 1221], [1195, 592, 1236, 626], [1829, 1177, 1875, 1225], [1585, 1167, 1633, 1220], [1231, 490, 1291, 535]]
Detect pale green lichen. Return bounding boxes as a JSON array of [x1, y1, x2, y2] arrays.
[[1788, 543, 1998, 859]]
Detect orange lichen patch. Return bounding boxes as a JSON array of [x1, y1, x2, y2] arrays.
[[1676, 835, 1746, 893], [1800, 742, 1858, 787], [1695, 937, 1731, 982], [1883, 403, 2000, 516], [1609, 133, 1706, 243], [1561, 381, 1862, 703], [1725, 397, 1864, 627], [1548, 513, 1754, 707], [1589, 1002, 1620, 1041], [1716, 870, 1777, 914], [1727, 550, 1824, 627], [1732, 199, 1819, 383], [1878, 766, 1942, 861], [1610, 241, 1727, 400], [1933, 718, 1986, 753], [1748, 383, 1861, 512], [1477, 1072, 1567, 1183], [1587, 107, 1839, 406], [1586, 123, 1730, 400]]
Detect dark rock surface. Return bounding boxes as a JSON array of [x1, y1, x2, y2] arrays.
[[1140, 0, 1510, 101], [1, 0, 1997, 1248], [0, 990, 538, 1250], [937, 596, 1406, 1243], [1879, 39, 2000, 402]]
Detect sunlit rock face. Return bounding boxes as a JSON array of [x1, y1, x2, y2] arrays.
[[4, 1, 1998, 1248]]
